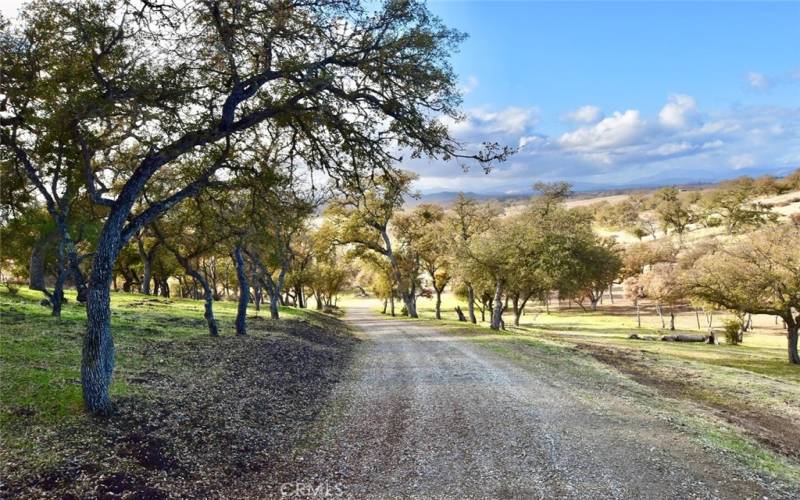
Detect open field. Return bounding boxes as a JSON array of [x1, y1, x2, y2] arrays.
[[568, 188, 800, 245], [0, 287, 356, 498]]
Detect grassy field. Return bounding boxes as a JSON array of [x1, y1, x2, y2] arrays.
[[0, 286, 320, 428], [345, 290, 800, 476], [0, 285, 355, 498], [406, 290, 797, 380]]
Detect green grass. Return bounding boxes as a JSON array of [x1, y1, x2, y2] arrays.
[[0, 286, 310, 430], [392, 292, 800, 382], [701, 426, 799, 480]]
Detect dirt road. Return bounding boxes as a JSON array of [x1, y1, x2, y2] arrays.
[[296, 306, 786, 499]]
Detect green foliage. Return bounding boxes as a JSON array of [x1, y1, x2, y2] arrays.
[[723, 319, 743, 346], [700, 183, 778, 234], [686, 224, 800, 362], [655, 187, 696, 238]]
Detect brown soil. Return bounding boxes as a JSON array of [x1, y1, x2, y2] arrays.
[[577, 342, 800, 460], [1, 314, 357, 499]]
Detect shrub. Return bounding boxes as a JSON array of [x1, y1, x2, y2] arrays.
[[723, 319, 743, 345], [2, 282, 20, 295]]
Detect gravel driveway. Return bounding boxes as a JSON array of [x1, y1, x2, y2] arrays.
[[295, 306, 784, 499]]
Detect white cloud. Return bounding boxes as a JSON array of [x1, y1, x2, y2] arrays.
[[648, 142, 694, 157], [410, 96, 800, 193], [459, 75, 479, 95], [701, 139, 724, 149], [747, 72, 770, 90], [564, 105, 603, 124], [442, 106, 539, 137], [558, 110, 645, 150], [729, 154, 757, 169], [472, 107, 538, 134], [658, 94, 698, 128], [518, 135, 544, 149]]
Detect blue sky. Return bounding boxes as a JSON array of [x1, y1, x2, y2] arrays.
[[2, 0, 798, 193], [410, 1, 800, 193]]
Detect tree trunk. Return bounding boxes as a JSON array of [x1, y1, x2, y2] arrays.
[[51, 269, 66, 318], [137, 238, 152, 295], [635, 300, 641, 328], [490, 280, 504, 330], [705, 310, 714, 332], [657, 303, 665, 329], [390, 294, 395, 317], [787, 318, 799, 365], [50, 235, 67, 317], [159, 277, 170, 297], [380, 228, 416, 318], [512, 295, 527, 327], [401, 291, 417, 318], [270, 295, 280, 320], [68, 248, 88, 303], [695, 309, 701, 330], [660, 334, 707, 342], [382, 299, 388, 315], [254, 283, 262, 312], [434, 290, 442, 320], [232, 245, 248, 336], [295, 284, 305, 308], [669, 308, 675, 331], [269, 264, 289, 320], [187, 269, 218, 337], [29, 238, 48, 292], [466, 284, 477, 324], [82, 237, 118, 416], [455, 306, 467, 322], [590, 297, 599, 312]]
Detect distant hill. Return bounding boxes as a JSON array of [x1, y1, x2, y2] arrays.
[[411, 166, 798, 207], [408, 191, 527, 207]]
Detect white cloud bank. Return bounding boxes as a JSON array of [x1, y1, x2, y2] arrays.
[[563, 105, 603, 124], [412, 94, 800, 193]]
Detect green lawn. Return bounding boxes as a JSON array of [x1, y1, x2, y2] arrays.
[[0, 286, 314, 429], [392, 291, 799, 383]]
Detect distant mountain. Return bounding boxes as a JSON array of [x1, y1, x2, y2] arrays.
[[411, 166, 798, 206], [407, 191, 530, 207]]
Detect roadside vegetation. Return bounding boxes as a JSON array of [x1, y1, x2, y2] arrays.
[[0, 285, 357, 498], [2, 0, 798, 496], [341, 170, 800, 363]]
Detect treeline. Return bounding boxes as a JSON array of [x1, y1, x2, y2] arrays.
[[591, 170, 800, 239], [330, 177, 800, 364], [0, 0, 510, 415]]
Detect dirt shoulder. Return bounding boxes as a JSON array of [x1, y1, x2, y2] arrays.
[[575, 341, 800, 461], [0, 313, 358, 499]]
